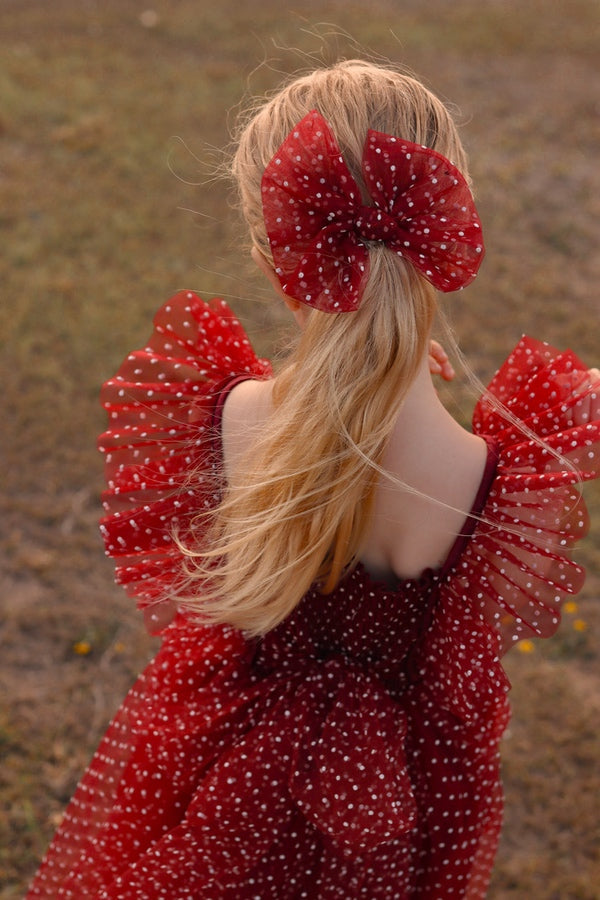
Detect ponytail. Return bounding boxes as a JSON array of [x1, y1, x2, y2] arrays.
[[178, 251, 436, 635], [175, 60, 467, 634]]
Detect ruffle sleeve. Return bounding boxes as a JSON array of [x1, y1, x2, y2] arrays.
[[97, 291, 272, 633], [448, 335, 600, 654]]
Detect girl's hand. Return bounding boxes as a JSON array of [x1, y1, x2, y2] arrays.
[[572, 367, 600, 426], [429, 340, 455, 381]]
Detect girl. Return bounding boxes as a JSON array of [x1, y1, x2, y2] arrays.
[[28, 60, 599, 899]]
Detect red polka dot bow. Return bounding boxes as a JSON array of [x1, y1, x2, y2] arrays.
[[261, 109, 485, 313]]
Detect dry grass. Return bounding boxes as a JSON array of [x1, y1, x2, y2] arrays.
[[1, 1, 599, 896]]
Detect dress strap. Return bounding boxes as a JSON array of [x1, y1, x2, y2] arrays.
[[209, 374, 259, 458], [440, 435, 499, 577]]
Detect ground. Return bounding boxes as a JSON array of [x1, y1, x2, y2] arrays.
[[1, 1, 599, 897]]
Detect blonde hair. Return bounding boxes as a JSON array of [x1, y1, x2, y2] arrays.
[[178, 60, 472, 635]]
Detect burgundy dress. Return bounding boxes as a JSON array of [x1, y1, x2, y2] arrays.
[[28, 292, 600, 898]]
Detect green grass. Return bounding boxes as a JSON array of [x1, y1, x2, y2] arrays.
[[1, 1, 599, 896]]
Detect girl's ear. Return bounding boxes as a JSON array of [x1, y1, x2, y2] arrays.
[[251, 246, 308, 324], [251, 246, 289, 298]]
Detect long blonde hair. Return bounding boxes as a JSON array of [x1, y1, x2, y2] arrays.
[[178, 60, 472, 635]]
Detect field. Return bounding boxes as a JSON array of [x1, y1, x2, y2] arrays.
[[1, 0, 599, 896]]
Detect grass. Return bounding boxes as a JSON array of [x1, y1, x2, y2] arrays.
[[1, 1, 599, 896]]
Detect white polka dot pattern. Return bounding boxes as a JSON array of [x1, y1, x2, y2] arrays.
[[464, 335, 600, 652], [261, 109, 485, 312], [96, 292, 271, 634], [27, 296, 600, 898]]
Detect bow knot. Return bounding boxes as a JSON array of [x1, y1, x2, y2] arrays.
[[354, 205, 401, 244], [191, 654, 417, 854], [261, 109, 485, 313]]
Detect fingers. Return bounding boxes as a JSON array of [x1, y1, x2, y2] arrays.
[[429, 340, 455, 381]]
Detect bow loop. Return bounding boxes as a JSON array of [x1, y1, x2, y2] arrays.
[[261, 109, 484, 312], [191, 652, 417, 854], [362, 129, 485, 292], [287, 658, 417, 850]]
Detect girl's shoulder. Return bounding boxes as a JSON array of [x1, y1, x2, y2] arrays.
[[221, 378, 274, 484]]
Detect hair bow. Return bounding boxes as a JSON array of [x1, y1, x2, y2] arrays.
[[261, 109, 485, 313]]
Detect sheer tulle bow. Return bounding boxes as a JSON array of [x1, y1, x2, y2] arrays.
[[191, 655, 418, 854], [261, 109, 485, 312]]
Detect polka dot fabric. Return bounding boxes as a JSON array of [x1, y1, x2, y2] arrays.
[[28, 295, 599, 898], [97, 293, 272, 634], [261, 109, 485, 312]]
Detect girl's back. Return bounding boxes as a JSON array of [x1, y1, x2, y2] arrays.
[[221, 353, 490, 584]]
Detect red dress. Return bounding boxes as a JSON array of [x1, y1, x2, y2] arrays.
[[28, 292, 600, 899]]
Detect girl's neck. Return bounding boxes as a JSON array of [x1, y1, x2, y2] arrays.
[[360, 352, 489, 582], [393, 352, 462, 443]]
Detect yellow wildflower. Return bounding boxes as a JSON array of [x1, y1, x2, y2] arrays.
[[563, 601, 578, 615], [518, 640, 535, 653], [573, 619, 588, 633], [73, 640, 92, 656]]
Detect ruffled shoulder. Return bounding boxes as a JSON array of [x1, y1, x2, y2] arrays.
[[411, 337, 599, 729], [448, 335, 600, 653], [98, 291, 272, 633]]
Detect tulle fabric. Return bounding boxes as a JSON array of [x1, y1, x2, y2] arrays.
[[97, 293, 272, 634], [27, 293, 600, 898]]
